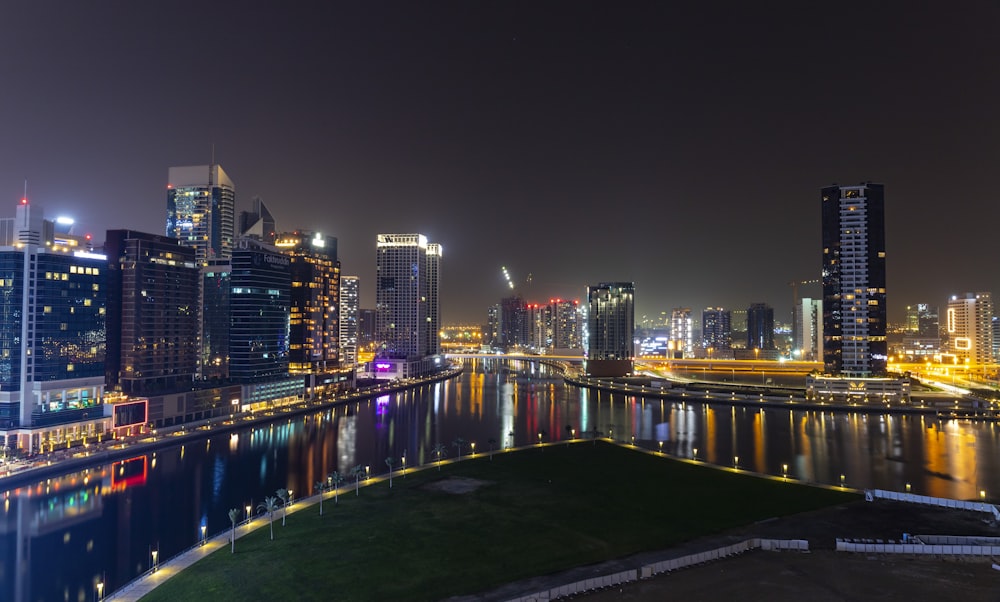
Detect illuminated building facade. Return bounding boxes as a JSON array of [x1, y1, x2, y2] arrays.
[[275, 231, 340, 374], [821, 183, 887, 377], [586, 282, 634, 376], [166, 164, 235, 266], [374, 234, 441, 360], [946, 292, 993, 365], [670, 307, 692, 358], [200, 263, 231, 380], [339, 275, 359, 366], [497, 295, 529, 351], [701, 307, 731, 352], [229, 238, 291, 381], [104, 230, 199, 395], [0, 199, 107, 453]]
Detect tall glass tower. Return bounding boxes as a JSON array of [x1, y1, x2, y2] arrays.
[[821, 183, 887, 377], [166, 165, 235, 266], [375, 234, 440, 360]]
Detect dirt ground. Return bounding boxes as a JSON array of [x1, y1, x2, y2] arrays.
[[456, 500, 1000, 601]]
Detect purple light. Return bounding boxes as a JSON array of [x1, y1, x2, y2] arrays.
[[375, 362, 392, 371]]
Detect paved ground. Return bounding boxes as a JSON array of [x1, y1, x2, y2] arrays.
[[451, 500, 1000, 601]]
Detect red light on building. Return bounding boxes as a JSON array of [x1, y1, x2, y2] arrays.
[[20, 198, 27, 205]]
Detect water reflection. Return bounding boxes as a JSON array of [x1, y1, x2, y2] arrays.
[[5, 358, 1000, 601]]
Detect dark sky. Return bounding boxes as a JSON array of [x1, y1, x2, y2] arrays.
[[3, 2, 999, 325]]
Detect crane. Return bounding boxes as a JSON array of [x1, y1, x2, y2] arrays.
[[788, 279, 821, 307]]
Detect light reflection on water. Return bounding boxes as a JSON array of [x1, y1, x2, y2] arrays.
[[4, 358, 1000, 601]]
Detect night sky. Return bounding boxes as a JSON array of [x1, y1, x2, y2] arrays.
[[3, 2, 999, 325]]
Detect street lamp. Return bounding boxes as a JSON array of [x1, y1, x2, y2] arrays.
[[840, 474, 846, 488], [96, 581, 104, 602], [402, 454, 407, 477], [693, 447, 698, 461], [245, 504, 251, 524], [201, 524, 207, 545], [537, 433, 542, 445], [365, 466, 370, 480], [658, 441, 663, 453], [782, 463, 788, 479], [734, 455, 739, 470], [471, 442, 476, 455], [981, 490, 987, 501], [151, 549, 159, 572]]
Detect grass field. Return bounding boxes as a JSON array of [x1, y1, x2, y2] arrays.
[[140, 442, 858, 601]]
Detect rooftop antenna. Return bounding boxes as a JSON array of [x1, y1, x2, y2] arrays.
[[23, 179, 27, 202]]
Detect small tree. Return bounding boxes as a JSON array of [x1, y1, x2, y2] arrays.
[[351, 464, 365, 495], [315, 480, 326, 515], [432, 443, 448, 470], [487, 438, 497, 460], [385, 456, 395, 488], [329, 471, 345, 505], [228, 507, 241, 553], [276, 488, 289, 526], [257, 496, 280, 540], [452, 437, 467, 458]]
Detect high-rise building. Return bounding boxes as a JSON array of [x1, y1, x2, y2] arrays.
[[747, 303, 775, 351], [239, 196, 276, 244], [586, 282, 634, 376], [0, 199, 108, 453], [339, 276, 359, 366], [275, 231, 340, 374], [946, 292, 993, 365], [702, 308, 732, 352], [229, 238, 291, 381], [792, 298, 822, 360], [498, 295, 529, 351], [166, 165, 236, 266], [670, 308, 693, 358], [426, 243, 441, 355], [104, 230, 199, 395], [374, 234, 441, 368], [821, 183, 887, 377]]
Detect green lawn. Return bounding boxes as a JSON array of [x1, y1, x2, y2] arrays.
[[141, 442, 857, 601]]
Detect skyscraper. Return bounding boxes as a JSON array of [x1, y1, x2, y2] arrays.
[[0, 199, 108, 453], [792, 298, 823, 361], [239, 196, 276, 244], [586, 282, 634, 376], [746, 303, 775, 351], [275, 231, 340, 374], [821, 183, 887, 377], [228, 238, 291, 381], [339, 276, 360, 367], [702, 308, 732, 352], [104, 230, 199, 395], [166, 165, 236, 266], [374, 234, 442, 376], [946, 293, 993, 365], [670, 308, 692, 358]]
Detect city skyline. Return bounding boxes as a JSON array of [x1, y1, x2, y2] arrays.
[[3, 3, 1000, 324]]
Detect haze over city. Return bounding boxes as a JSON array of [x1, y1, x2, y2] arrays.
[[3, 2, 999, 323]]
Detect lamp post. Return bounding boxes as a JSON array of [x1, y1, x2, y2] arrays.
[[96, 581, 104, 602], [151, 549, 159, 572], [245, 504, 251, 524], [782, 463, 788, 479], [201, 524, 207, 546], [734, 455, 739, 470], [840, 474, 846, 488], [402, 454, 406, 477], [471, 442, 476, 455], [658, 441, 663, 454], [693, 447, 698, 461]]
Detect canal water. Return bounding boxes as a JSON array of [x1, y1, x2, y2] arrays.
[[4, 358, 1000, 601]]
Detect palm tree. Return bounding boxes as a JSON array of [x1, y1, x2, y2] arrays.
[[385, 456, 395, 488], [452, 437, 467, 458], [276, 488, 290, 526], [328, 471, 345, 504], [487, 438, 497, 460], [432, 443, 448, 470], [257, 496, 280, 540], [314, 480, 326, 515], [228, 508, 241, 553], [351, 464, 365, 495]]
